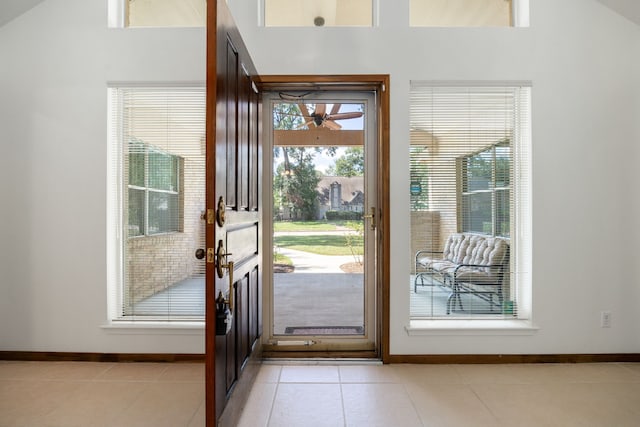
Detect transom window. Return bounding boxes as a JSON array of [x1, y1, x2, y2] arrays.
[[410, 0, 530, 27], [108, 0, 206, 28], [263, 0, 373, 27]]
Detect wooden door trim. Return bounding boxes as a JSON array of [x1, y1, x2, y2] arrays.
[[257, 75, 390, 362]]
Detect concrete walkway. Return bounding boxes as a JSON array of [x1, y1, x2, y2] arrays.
[[275, 247, 359, 273]]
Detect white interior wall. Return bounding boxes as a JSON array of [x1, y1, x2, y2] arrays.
[[632, 28, 640, 347], [0, 0, 638, 354], [0, 0, 205, 353]]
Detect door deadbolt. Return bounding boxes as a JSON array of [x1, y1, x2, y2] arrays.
[[216, 196, 226, 227]]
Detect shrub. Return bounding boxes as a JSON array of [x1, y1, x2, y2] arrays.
[[325, 210, 362, 221]]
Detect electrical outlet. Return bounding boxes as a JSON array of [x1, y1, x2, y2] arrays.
[[601, 311, 612, 328]]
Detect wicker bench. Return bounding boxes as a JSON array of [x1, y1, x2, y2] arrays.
[[414, 233, 509, 314]]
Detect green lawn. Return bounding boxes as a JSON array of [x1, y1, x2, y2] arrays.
[[273, 252, 293, 265], [274, 234, 363, 256], [273, 220, 360, 232]]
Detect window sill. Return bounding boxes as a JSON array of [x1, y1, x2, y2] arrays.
[[405, 319, 539, 336], [101, 321, 205, 335]]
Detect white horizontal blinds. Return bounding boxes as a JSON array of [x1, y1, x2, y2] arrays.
[[409, 83, 531, 319], [110, 87, 206, 321], [512, 85, 532, 320]]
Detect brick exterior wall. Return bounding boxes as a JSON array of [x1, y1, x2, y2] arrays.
[[125, 157, 206, 305]]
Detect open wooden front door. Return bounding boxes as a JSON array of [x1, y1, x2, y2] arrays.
[[206, 1, 262, 425]]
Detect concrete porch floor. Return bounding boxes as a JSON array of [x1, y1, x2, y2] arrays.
[[133, 248, 365, 330], [272, 248, 364, 335]]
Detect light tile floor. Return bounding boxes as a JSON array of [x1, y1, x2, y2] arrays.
[[2, 361, 640, 427], [0, 361, 205, 427], [239, 362, 640, 427]]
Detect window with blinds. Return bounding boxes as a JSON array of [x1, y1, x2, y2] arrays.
[[409, 83, 531, 320], [108, 86, 206, 321]]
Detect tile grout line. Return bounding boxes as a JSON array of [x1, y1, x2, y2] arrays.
[[184, 396, 205, 427], [338, 366, 348, 427], [467, 383, 502, 425], [264, 366, 283, 427], [398, 381, 427, 427]]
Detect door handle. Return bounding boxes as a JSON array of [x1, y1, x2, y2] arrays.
[[363, 207, 376, 230], [215, 240, 233, 278], [215, 240, 234, 311]]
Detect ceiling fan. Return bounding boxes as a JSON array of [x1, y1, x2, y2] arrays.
[[296, 103, 363, 130]]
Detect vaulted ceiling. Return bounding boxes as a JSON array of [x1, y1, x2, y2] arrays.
[[597, 0, 640, 25], [0, 0, 45, 28], [0, 1, 639, 29]]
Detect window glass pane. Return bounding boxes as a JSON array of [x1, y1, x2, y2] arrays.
[[148, 192, 180, 234], [410, 0, 513, 27], [265, 0, 373, 27], [496, 189, 510, 237], [148, 149, 179, 192], [462, 192, 492, 234], [128, 141, 146, 188], [496, 144, 511, 188], [127, 0, 206, 27], [128, 188, 145, 237], [465, 152, 492, 192]]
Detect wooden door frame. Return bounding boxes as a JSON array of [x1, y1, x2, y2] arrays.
[[256, 75, 390, 362]]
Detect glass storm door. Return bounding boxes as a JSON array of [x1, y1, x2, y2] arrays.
[[264, 92, 377, 353]]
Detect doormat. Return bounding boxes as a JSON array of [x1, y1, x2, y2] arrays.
[[284, 326, 364, 335]]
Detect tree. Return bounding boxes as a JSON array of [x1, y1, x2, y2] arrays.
[[326, 147, 364, 177], [273, 103, 322, 220]]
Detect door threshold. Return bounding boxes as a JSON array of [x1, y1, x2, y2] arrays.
[[263, 358, 382, 365], [262, 350, 380, 360]]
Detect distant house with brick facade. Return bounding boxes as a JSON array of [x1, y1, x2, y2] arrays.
[[317, 176, 364, 220]]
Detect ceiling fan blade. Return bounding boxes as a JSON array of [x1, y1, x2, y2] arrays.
[[329, 103, 341, 115], [314, 103, 326, 116], [323, 120, 342, 130], [326, 111, 364, 120], [295, 120, 314, 129], [297, 103, 311, 118]]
